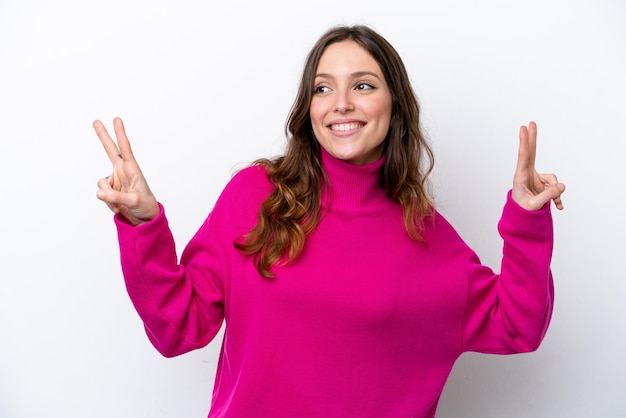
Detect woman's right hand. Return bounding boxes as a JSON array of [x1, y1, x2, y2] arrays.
[[94, 117, 159, 226]]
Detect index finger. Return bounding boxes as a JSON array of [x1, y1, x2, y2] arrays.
[[112, 117, 138, 164], [527, 121, 538, 171]]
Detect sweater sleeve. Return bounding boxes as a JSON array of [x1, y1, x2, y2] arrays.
[[462, 190, 555, 354], [114, 202, 228, 357], [114, 166, 271, 358]]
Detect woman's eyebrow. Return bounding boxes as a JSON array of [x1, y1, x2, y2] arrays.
[[315, 71, 382, 80]]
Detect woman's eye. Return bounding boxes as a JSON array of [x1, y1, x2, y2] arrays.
[[314, 85, 330, 94], [356, 83, 374, 91]]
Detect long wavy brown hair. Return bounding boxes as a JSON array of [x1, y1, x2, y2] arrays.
[[234, 24, 435, 278]]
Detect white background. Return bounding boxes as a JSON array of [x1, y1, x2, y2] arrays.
[[1, 0, 624, 417]]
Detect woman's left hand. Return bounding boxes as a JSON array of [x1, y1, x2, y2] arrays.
[[511, 121, 565, 211]]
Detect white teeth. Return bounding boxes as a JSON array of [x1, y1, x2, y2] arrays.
[[330, 123, 362, 131]]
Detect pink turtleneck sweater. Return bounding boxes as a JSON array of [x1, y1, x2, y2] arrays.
[[114, 149, 554, 418]]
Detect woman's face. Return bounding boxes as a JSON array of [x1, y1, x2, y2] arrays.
[[310, 40, 392, 165]]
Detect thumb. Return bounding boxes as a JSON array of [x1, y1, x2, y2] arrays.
[[531, 183, 566, 210]]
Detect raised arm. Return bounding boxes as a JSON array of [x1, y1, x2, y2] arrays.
[[94, 117, 160, 225], [462, 121, 565, 353]]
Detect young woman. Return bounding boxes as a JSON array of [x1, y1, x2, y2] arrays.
[[94, 24, 565, 418]]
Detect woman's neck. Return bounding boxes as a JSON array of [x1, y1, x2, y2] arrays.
[[320, 147, 387, 210]]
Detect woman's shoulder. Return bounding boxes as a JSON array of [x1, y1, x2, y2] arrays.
[[218, 163, 275, 205], [423, 207, 471, 250], [229, 164, 273, 189]]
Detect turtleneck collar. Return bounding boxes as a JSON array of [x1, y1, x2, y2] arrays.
[[320, 147, 388, 210]]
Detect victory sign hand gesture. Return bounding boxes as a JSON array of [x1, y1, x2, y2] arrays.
[[511, 121, 565, 211], [94, 117, 159, 225]]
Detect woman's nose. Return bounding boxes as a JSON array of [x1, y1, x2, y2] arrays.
[[334, 91, 354, 113]]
